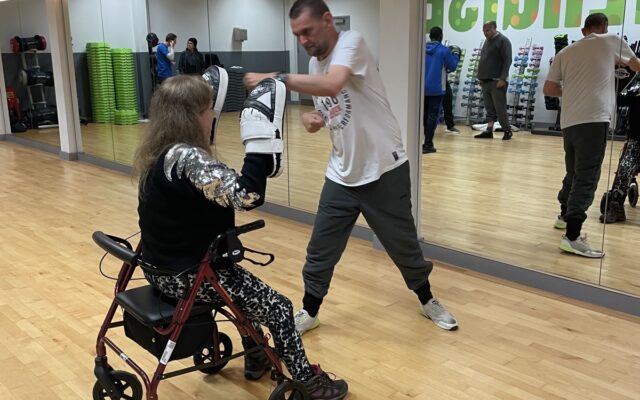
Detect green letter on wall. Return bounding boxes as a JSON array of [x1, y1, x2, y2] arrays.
[[449, 0, 479, 32], [504, 0, 540, 30], [543, 0, 561, 28], [484, 0, 498, 25], [426, 0, 444, 30], [565, 0, 584, 28], [590, 0, 625, 25]]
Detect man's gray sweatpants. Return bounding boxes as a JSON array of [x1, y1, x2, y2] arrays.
[[302, 161, 433, 299], [480, 80, 510, 130], [558, 122, 608, 236]]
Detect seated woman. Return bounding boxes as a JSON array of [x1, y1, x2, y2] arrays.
[[133, 75, 348, 400], [601, 76, 640, 223]]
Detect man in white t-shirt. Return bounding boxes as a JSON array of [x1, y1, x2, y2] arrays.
[[245, 0, 458, 334], [544, 13, 640, 258]]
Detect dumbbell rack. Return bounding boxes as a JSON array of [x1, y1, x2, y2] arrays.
[[448, 46, 465, 116], [546, 34, 569, 132], [507, 38, 542, 129], [463, 40, 485, 125]]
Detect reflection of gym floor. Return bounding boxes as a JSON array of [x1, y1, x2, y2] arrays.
[[12, 105, 640, 296], [1, 140, 638, 400], [421, 125, 638, 296], [13, 127, 61, 147]]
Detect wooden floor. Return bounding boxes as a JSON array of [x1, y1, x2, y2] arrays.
[[1, 141, 640, 400], [11, 105, 640, 296]]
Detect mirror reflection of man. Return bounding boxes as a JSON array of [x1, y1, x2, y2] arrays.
[[245, 0, 458, 335], [544, 13, 640, 257], [475, 21, 513, 140]]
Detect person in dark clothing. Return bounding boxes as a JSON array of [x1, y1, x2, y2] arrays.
[[442, 80, 460, 133], [133, 75, 348, 400], [178, 37, 205, 74], [600, 77, 640, 223], [424, 27, 459, 153], [475, 21, 513, 140]]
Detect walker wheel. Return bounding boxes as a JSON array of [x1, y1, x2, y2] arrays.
[[599, 192, 609, 214], [193, 332, 233, 374], [269, 380, 309, 400], [628, 181, 638, 207], [92, 370, 142, 400]]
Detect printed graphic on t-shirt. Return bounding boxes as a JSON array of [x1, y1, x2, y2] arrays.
[[317, 89, 352, 131]]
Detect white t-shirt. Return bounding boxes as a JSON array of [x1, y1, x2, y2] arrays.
[[547, 33, 635, 129], [309, 30, 407, 186]]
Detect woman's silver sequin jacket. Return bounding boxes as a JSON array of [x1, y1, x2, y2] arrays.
[[163, 143, 260, 210]]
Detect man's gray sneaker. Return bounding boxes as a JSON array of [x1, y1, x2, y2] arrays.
[[421, 298, 458, 330], [559, 235, 604, 258], [554, 215, 567, 229]]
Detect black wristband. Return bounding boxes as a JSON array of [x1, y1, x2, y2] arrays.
[[274, 72, 289, 84]]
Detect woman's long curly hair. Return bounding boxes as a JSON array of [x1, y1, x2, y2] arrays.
[[133, 75, 213, 187]]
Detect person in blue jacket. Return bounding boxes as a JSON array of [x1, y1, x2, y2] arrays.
[[424, 27, 459, 153]]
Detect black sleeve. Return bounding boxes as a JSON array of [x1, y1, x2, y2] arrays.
[[236, 154, 274, 208]]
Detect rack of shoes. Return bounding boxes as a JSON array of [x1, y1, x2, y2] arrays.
[[464, 40, 485, 125]]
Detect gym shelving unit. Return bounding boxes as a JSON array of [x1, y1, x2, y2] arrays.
[[11, 35, 58, 129], [447, 45, 465, 117], [463, 40, 485, 125], [507, 38, 542, 130]]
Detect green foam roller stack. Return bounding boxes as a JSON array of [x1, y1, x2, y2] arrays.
[[86, 42, 116, 123], [111, 48, 138, 124]]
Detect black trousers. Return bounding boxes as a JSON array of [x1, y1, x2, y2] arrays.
[[558, 122, 608, 239], [443, 81, 455, 129]]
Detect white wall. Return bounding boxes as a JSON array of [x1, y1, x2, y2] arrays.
[[0, 0, 50, 53], [325, 0, 380, 60], [149, 0, 211, 51], [208, 0, 287, 52], [68, 0, 146, 52]]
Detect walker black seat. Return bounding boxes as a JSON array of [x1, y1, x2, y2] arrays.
[[116, 285, 214, 327]]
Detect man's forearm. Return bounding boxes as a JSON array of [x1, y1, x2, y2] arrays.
[[543, 81, 563, 97], [285, 73, 343, 97]]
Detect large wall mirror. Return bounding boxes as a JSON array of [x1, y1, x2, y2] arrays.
[[423, 0, 639, 297], [1, 0, 59, 149], [68, 0, 148, 163], [285, 0, 380, 227]]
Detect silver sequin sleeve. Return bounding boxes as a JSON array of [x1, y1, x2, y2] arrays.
[[163, 143, 260, 210]]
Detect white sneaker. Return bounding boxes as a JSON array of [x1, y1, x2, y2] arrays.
[[294, 309, 320, 335], [420, 298, 458, 330], [559, 235, 604, 258], [445, 126, 461, 134], [554, 215, 567, 229]]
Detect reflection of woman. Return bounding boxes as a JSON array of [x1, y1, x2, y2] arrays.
[[178, 37, 204, 74], [133, 75, 348, 399], [601, 75, 640, 223]]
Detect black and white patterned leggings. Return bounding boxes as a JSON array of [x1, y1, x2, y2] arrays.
[[144, 265, 314, 382], [613, 138, 640, 194]]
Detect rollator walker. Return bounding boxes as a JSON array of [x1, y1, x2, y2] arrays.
[[91, 220, 310, 400]]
